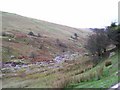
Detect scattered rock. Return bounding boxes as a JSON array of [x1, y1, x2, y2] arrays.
[[10, 55, 16, 59], [109, 52, 115, 58], [116, 71, 120, 76]]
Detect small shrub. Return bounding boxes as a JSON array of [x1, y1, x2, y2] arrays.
[[74, 33, 78, 37], [105, 60, 112, 67], [28, 31, 34, 36], [71, 33, 78, 40], [2, 32, 14, 38], [74, 33, 78, 39]]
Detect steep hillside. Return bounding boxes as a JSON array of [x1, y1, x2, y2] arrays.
[[1, 11, 91, 63]]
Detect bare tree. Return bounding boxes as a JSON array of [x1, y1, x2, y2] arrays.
[[106, 22, 120, 49], [85, 29, 110, 57]]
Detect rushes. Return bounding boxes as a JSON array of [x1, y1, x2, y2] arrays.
[[51, 64, 105, 88], [52, 74, 71, 88]]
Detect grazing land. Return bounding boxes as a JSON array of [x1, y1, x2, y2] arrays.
[[1, 11, 119, 88]]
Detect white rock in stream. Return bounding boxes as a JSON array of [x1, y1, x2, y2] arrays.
[[54, 56, 64, 63], [14, 65, 21, 70]]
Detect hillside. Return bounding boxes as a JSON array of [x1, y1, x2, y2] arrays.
[[1, 11, 94, 88], [1, 11, 91, 63], [1, 11, 119, 89]]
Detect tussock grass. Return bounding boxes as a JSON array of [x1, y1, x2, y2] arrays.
[[66, 52, 118, 88], [105, 60, 112, 67]]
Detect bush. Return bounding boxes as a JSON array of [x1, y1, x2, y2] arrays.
[[106, 22, 120, 48], [2, 32, 14, 38], [71, 33, 78, 40], [85, 29, 110, 58], [28, 31, 34, 36], [105, 60, 112, 67]]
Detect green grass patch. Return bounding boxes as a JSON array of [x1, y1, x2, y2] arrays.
[[66, 52, 119, 88]]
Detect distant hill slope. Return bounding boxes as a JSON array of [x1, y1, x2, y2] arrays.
[[1, 11, 91, 39], [1, 11, 91, 62]]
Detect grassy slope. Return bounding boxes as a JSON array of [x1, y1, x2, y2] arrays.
[[1, 11, 91, 62], [1, 11, 93, 88], [2, 11, 118, 88], [66, 52, 119, 88], [1, 11, 91, 40]]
